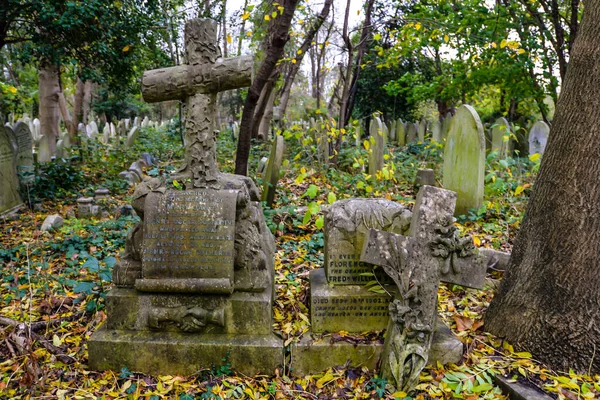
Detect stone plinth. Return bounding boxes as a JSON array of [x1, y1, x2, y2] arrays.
[[89, 329, 283, 376], [290, 318, 462, 376]]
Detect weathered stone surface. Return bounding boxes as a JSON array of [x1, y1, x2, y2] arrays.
[[368, 117, 385, 176], [0, 125, 22, 214], [493, 375, 553, 400], [528, 120, 549, 155], [310, 269, 395, 333], [414, 168, 435, 192], [443, 105, 485, 216], [77, 197, 95, 218], [396, 120, 406, 146], [491, 117, 511, 158], [13, 122, 34, 184], [418, 119, 427, 142], [406, 122, 417, 143], [324, 198, 411, 285], [41, 214, 64, 231], [290, 317, 462, 376], [126, 126, 140, 147], [431, 120, 442, 142], [89, 328, 283, 376], [257, 156, 268, 176], [261, 135, 285, 207], [480, 248, 511, 271], [360, 185, 485, 391], [95, 188, 110, 199]]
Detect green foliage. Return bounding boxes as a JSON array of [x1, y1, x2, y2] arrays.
[[20, 159, 86, 206]]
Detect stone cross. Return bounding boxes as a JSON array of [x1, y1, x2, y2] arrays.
[[360, 185, 486, 392], [141, 19, 252, 188]]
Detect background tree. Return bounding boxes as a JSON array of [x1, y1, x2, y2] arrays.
[[485, 0, 600, 374]]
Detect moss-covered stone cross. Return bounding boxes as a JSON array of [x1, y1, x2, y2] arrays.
[[141, 18, 252, 188], [360, 185, 486, 392]]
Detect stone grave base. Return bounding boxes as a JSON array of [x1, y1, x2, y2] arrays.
[[88, 328, 283, 376], [310, 268, 397, 333], [290, 321, 463, 376], [1, 203, 23, 218], [102, 288, 272, 335]]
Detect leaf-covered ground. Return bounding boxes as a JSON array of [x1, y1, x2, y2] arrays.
[[1, 125, 598, 399]]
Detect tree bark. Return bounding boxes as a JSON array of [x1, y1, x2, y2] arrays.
[[82, 80, 93, 124], [68, 77, 85, 145], [38, 63, 60, 162], [486, 1, 600, 374], [234, 0, 301, 175], [278, 0, 333, 118]]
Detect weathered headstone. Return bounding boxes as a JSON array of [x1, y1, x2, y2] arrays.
[[406, 122, 417, 144], [361, 185, 486, 392], [431, 120, 442, 142], [491, 117, 512, 158], [368, 116, 385, 176], [0, 126, 23, 214], [443, 105, 485, 215], [396, 119, 406, 146], [389, 120, 397, 142], [77, 197, 95, 218], [315, 119, 329, 165], [261, 135, 285, 207], [89, 19, 281, 376], [528, 120, 550, 155], [126, 126, 140, 147], [418, 119, 427, 142], [41, 214, 64, 231], [414, 168, 435, 192], [141, 116, 149, 128], [13, 122, 34, 184], [257, 156, 268, 176]]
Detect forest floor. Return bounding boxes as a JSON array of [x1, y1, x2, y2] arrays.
[[0, 124, 597, 399]]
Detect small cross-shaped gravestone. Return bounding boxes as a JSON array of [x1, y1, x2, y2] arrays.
[[360, 185, 486, 392], [142, 19, 252, 188]]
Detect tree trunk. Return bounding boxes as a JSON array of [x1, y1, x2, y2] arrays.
[[235, 0, 300, 175], [68, 77, 85, 145], [38, 63, 60, 162], [251, 68, 279, 140], [258, 89, 275, 140], [82, 80, 93, 123], [278, 0, 333, 118], [485, 2, 600, 374]]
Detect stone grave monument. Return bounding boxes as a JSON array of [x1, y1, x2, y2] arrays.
[[13, 122, 35, 184], [361, 185, 486, 391], [443, 105, 485, 216], [491, 117, 512, 159], [261, 135, 285, 208], [1, 125, 23, 214], [88, 18, 281, 376], [292, 196, 467, 375], [368, 116, 385, 176], [529, 120, 550, 155]]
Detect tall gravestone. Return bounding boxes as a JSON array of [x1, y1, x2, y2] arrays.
[[406, 122, 417, 144], [418, 119, 427, 142], [529, 120, 550, 155], [491, 117, 511, 158], [13, 122, 34, 184], [431, 120, 442, 142], [0, 127, 23, 214], [396, 119, 406, 146], [261, 135, 285, 207], [368, 116, 385, 176], [443, 105, 485, 216], [88, 19, 281, 376]]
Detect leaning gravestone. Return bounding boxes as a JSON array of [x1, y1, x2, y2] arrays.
[[529, 120, 550, 155], [368, 116, 385, 176], [261, 135, 285, 207], [88, 19, 281, 376], [0, 126, 23, 214], [361, 185, 486, 392], [125, 126, 140, 147], [491, 117, 511, 158], [443, 105, 485, 215], [13, 122, 34, 184]]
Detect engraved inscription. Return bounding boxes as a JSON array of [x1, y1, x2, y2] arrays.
[[327, 253, 393, 284], [312, 296, 392, 318], [142, 189, 237, 280]]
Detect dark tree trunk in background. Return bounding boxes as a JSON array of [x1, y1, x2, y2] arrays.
[[486, 1, 600, 374], [235, 0, 300, 175]]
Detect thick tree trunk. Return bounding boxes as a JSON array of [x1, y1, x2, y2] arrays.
[[38, 63, 60, 162], [278, 0, 333, 118], [235, 0, 300, 175], [486, 2, 600, 374], [82, 80, 93, 124]]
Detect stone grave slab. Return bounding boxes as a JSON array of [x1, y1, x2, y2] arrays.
[[0, 126, 23, 214], [529, 120, 550, 155], [491, 117, 511, 158]]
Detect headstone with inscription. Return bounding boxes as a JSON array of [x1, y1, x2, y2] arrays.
[[0, 126, 23, 214], [88, 18, 281, 377]]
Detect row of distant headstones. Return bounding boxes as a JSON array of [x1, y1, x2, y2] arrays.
[[0, 113, 163, 214], [257, 106, 550, 214]]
